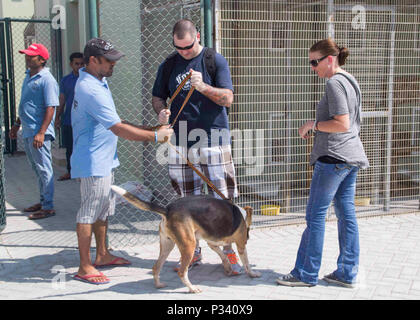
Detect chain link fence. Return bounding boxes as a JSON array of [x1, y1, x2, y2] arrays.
[[0, 21, 4, 233], [96, 0, 420, 248], [0, 18, 61, 154], [98, 0, 202, 247], [1, 1, 418, 244], [0, 88, 5, 233], [0, 17, 61, 233]]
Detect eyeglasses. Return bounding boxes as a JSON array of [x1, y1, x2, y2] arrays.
[[309, 54, 334, 67], [173, 39, 196, 51]]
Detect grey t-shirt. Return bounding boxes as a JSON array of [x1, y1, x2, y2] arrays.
[[310, 72, 369, 169]]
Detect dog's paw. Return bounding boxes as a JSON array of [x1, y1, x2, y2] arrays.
[[188, 286, 202, 293], [155, 281, 167, 289], [248, 270, 261, 278], [222, 263, 234, 275]]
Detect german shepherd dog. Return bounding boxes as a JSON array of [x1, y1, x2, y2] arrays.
[[111, 185, 261, 293]]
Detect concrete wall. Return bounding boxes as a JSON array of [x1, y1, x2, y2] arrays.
[[0, 0, 34, 18]]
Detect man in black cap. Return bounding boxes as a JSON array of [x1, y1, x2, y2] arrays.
[[71, 38, 173, 285]]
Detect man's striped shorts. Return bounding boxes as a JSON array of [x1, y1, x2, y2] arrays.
[[168, 145, 238, 199], [76, 174, 116, 224]]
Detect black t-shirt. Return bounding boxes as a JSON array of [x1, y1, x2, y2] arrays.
[[152, 48, 234, 148]]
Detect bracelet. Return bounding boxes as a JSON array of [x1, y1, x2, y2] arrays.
[[154, 130, 158, 143], [312, 120, 317, 132]]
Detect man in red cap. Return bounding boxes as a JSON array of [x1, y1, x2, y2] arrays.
[[10, 43, 59, 219]]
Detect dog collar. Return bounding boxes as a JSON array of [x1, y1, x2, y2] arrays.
[[236, 205, 247, 221]]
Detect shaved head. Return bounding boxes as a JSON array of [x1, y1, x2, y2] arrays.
[[172, 19, 197, 40]]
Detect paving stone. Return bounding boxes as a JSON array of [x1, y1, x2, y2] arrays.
[[2, 155, 420, 300]]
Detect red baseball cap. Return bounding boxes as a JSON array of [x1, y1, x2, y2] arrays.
[[19, 43, 49, 60]]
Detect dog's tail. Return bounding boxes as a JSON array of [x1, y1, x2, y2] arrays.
[[111, 185, 166, 216]]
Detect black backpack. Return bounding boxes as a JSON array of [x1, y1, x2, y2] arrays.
[[161, 47, 217, 99]]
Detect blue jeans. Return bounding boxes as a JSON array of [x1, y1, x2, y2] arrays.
[[23, 136, 54, 210], [291, 161, 360, 285], [61, 125, 73, 174]]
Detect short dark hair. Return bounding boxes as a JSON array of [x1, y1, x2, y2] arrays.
[[172, 19, 197, 39], [69, 52, 83, 62]]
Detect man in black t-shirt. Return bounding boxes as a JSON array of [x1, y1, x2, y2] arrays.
[[152, 19, 241, 275]]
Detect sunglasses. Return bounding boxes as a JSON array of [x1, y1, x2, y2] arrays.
[[309, 54, 335, 67], [173, 38, 196, 51]]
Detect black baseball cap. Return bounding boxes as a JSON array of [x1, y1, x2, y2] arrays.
[[83, 38, 125, 62]]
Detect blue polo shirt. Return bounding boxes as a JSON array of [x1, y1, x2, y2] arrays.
[[18, 67, 59, 139], [70, 68, 121, 178], [59, 72, 78, 126]]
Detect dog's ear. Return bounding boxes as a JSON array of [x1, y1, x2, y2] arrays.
[[243, 206, 253, 227]]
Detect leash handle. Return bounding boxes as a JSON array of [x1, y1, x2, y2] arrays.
[[167, 72, 192, 109], [170, 86, 195, 128], [151, 73, 193, 131], [166, 141, 230, 202], [168, 72, 195, 128]]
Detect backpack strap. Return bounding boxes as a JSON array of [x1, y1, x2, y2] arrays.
[[161, 51, 178, 99], [203, 47, 217, 84], [203, 47, 229, 113]]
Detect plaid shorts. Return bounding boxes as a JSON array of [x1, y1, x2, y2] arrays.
[[76, 173, 116, 224], [168, 145, 238, 199]]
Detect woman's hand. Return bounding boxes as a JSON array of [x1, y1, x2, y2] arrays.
[[299, 121, 315, 139]]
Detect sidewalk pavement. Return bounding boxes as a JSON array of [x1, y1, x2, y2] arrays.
[[1, 152, 420, 300]]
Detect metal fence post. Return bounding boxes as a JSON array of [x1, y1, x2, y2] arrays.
[[203, 0, 213, 48], [0, 20, 12, 154], [0, 87, 6, 233], [4, 18, 16, 154]]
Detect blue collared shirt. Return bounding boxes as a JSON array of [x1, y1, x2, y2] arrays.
[[18, 67, 59, 139], [70, 68, 121, 178], [59, 72, 78, 126]]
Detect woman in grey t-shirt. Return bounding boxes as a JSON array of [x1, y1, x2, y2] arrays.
[[277, 39, 369, 288]]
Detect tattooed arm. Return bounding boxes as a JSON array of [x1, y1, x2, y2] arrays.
[[152, 96, 167, 115], [190, 69, 234, 108], [152, 96, 171, 125]]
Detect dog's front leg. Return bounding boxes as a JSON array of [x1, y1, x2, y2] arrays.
[[208, 244, 233, 276], [236, 245, 261, 278]]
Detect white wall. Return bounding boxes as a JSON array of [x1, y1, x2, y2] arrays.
[[0, 0, 34, 18], [31, 0, 89, 75]]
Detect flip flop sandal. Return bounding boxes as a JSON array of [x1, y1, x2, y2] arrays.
[[28, 210, 56, 220], [24, 203, 42, 212], [93, 257, 132, 268], [73, 272, 110, 285]]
